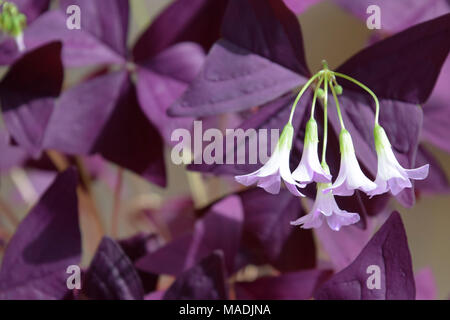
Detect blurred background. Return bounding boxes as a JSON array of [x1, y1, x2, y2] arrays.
[[0, 0, 449, 299]]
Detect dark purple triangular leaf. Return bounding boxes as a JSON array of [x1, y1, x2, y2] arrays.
[[0, 168, 81, 299], [43, 71, 167, 187], [235, 269, 332, 300], [315, 211, 415, 300], [133, 0, 228, 62], [163, 251, 229, 300], [0, 42, 63, 158], [238, 187, 316, 272], [169, 0, 309, 117], [83, 237, 145, 300], [337, 13, 450, 104]]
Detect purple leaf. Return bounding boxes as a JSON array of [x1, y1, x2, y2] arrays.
[[169, 40, 305, 117], [415, 267, 438, 300], [169, 0, 309, 117], [136, 42, 205, 143], [83, 237, 145, 300], [335, 0, 450, 32], [133, 0, 228, 62], [0, 168, 81, 299], [0, 42, 63, 158], [235, 269, 332, 300], [136, 195, 243, 276], [163, 251, 229, 300], [221, 0, 309, 75], [238, 187, 316, 272], [337, 13, 450, 104], [43, 71, 167, 187], [315, 211, 415, 300]]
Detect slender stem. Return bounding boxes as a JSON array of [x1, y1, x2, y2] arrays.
[[310, 76, 324, 120], [333, 72, 380, 124], [111, 167, 124, 238], [321, 73, 329, 164], [288, 72, 323, 124], [329, 78, 346, 129]]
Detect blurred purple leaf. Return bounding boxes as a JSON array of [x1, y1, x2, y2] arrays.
[[169, 0, 309, 117], [133, 0, 228, 62], [0, 42, 63, 158], [235, 269, 332, 300], [43, 71, 167, 187], [337, 14, 450, 104], [0, 168, 81, 299], [163, 251, 229, 300], [136, 195, 243, 276], [315, 211, 415, 300], [238, 187, 316, 272], [83, 237, 145, 300]]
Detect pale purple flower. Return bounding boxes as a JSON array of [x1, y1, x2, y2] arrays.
[[292, 118, 331, 184], [291, 165, 360, 231], [235, 124, 305, 197], [368, 125, 429, 197], [324, 129, 376, 196]]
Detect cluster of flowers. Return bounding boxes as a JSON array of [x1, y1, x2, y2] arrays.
[[236, 61, 429, 231]]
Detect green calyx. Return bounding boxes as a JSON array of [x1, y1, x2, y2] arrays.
[[278, 123, 294, 151], [339, 129, 355, 155], [0, 1, 27, 37], [304, 118, 319, 145], [373, 124, 390, 153]]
